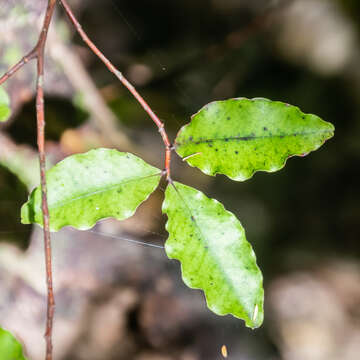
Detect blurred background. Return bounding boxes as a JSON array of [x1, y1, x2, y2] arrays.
[[0, 0, 359, 359]]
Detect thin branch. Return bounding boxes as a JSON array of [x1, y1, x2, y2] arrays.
[[0, 50, 37, 86], [0, 1, 58, 359], [59, 0, 173, 179], [35, 2, 57, 359], [47, 29, 134, 150]]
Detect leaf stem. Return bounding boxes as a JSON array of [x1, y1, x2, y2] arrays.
[[59, 0, 173, 180], [35, 2, 57, 359], [0, 50, 37, 85], [0, 1, 57, 359]]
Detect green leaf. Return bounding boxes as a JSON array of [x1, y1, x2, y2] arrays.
[[175, 98, 334, 181], [162, 181, 264, 328], [0, 327, 27, 360], [0, 87, 11, 122], [21, 148, 161, 231]]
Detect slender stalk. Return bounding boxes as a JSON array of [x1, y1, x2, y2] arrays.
[[0, 50, 37, 85], [35, 2, 57, 359], [59, 0, 173, 179], [0, 1, 57, 359]]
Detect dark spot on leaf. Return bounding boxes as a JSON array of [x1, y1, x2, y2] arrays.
[[225, 138, 229, 142], [215, 148, 218, 152], [227, 116, 231, 120], [189, 136, 193, 141], [191, 216, 195, 222], [235, 151, 239, 154], [263, 127, 268, 131]]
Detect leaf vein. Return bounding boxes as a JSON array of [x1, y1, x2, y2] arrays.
[[48, 172, 161, 210], [176, 129, 332, 147]]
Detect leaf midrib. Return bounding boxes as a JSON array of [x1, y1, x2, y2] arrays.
[[176, 129, 333, 147], [46, 172, 161, 211], [170, 184, 251, 319]]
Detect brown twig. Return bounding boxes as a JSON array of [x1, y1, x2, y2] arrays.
[[0, 1, 57, 359], [48, 29, 134, 150], [0, 51, 37, 85], [59, 0, 173, 179], [35, 2, 57, 359]]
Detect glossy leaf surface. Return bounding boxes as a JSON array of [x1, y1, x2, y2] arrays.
[[0, 327, 27, 360], [21, 148, 161, 231], [175, 98, 334, 181], [0, 87, 11, 122], [163, 181, 264, 328]]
